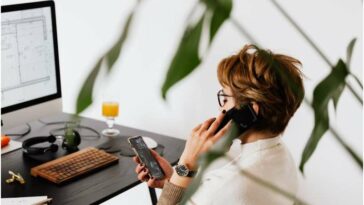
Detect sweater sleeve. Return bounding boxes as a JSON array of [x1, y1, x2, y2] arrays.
[[157, 181, 186, 205]]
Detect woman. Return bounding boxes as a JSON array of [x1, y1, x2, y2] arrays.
[[134, 44, 304, 205]]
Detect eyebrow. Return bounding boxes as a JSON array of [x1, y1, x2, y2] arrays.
[[220, 90, 232, 97]]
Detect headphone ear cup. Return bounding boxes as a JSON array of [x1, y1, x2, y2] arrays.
[[49, 144, 59, 152], [48, 135, 56, 143], [62, 130, 81, 150], [73, 130, 81, 146]]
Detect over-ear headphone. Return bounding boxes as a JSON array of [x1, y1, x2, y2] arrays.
[[22, 135, 59, 154], [22, 130, 81, 155]]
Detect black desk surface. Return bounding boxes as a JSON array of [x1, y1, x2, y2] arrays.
[[1, 113, 185, 205]]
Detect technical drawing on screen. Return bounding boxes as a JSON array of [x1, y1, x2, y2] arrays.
[[1, 1, 62, 131]]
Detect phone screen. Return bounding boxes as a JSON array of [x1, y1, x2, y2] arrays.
[[128, 136, 165, 180]]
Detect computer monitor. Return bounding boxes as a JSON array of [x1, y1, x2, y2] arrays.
[[1, 1, 62, 131]]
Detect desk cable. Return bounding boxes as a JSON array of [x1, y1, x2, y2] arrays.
[[37, 119, 101, 139], [3, 123, 31, 139]]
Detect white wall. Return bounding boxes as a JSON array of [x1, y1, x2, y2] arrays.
[[3, 0, 362, 204]]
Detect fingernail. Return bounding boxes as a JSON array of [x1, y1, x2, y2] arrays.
[[222, 110, 226, 114]]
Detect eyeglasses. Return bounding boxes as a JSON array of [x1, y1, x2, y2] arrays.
[[217, 89, 233, 107]]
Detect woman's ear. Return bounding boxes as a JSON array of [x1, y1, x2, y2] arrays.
[[251, 102, 259, 114]]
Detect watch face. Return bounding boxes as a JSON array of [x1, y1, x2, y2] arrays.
[[176, 165, 188, 177]]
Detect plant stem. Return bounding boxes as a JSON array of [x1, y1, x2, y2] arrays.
[[229, 18, 261, 47], [349, 73, 363, 89], [270, 0, 332, 67], [347, 81, 363, 104], [225, 155, 309, 205], [329, 126, 363, 168], [269, 0, 362, 104]]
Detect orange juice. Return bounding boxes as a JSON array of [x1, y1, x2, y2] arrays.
[[102, 102, 119, 117]]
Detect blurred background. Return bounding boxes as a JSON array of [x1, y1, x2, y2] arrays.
[[3, 0, 362, 204]]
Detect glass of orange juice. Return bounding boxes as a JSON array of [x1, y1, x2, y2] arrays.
[[101, 102, 120, 136]]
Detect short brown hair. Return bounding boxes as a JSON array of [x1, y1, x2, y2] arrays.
[[217, 44, 305, 134]]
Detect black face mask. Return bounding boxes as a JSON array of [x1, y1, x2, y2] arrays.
[[214, 103, 258, 135]]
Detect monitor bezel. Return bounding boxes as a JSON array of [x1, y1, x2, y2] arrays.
[[1, 1, 62, 114]]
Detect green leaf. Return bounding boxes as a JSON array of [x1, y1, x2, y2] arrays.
[[345, 38, 363, 89], [346, 38, 356, 68], [203, 0, 232, 43], [161, 15, 205, 99], [332, 83, 345, 110], [331, 60, 347, 110], [180, 161, 206, 205], [106, 10, 135, 72], [299, 59, 349, 173], [76, 3, 139, 114], [76, 58, 103, 114], [161, 0, 232, 100], [181, 123, 239, 204]]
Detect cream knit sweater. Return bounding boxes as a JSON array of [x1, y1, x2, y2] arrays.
[[158, 136, 298, 205]]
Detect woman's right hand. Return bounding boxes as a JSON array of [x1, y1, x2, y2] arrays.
[[133, 149, 173, 189]]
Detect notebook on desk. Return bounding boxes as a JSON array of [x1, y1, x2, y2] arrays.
[[1, 140, 22, 155], [1, 196, 51, 205]]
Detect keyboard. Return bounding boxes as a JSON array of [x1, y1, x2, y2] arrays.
[[31, 147, 119, 184]]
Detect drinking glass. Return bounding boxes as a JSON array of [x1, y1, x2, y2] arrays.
[[101, 102, 120, 136]]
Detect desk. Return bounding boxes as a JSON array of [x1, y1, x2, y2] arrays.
[[1, 113, 185, 205]]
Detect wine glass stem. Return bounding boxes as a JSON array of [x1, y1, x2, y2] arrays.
[[106, 118, 114, 129]]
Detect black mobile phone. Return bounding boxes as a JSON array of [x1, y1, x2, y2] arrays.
[[214, 104, 258, 135], [128, 136, 165, 180]]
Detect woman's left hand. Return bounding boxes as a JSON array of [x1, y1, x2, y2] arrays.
[[179, 111, 232, 170]]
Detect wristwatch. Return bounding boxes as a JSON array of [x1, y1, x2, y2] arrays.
[[175, 164, 197, 177]]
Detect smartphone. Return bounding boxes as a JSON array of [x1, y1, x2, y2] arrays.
[[214, 103, 258, 135], [128, 136, 165, 180]]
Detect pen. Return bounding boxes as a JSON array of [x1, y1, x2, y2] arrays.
[[31, 198, 53, 205]]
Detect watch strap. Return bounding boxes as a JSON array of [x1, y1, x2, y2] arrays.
[[186, 170, 197, 177]]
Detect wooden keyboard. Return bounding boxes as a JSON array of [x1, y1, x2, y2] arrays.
[[31, 147, 119, 184]]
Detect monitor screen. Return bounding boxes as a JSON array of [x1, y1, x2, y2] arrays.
[[1, 1, 61, 114]]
